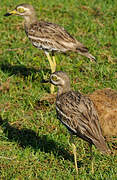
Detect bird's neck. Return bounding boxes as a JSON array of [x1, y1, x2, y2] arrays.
[[57, 85, 71, 96], [24, 14, 38, 27]]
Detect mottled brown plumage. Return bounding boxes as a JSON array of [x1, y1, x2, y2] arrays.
[[88, 88, 117, 139], [25, 21, 92, 57], [50, 71, 110, 154]]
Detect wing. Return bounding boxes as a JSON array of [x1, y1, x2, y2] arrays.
[[25, 21, 87, 52], [56, 91, 102, 143]]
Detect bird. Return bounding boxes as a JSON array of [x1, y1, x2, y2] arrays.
[[4, 3, 96, 93], [88, 88, 117, 141], [49, 71, 110, 174]]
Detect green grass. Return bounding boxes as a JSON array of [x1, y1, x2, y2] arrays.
[[0, 0, 117, 179]]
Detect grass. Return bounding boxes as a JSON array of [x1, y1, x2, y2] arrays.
[[0, 0, 117, 179]]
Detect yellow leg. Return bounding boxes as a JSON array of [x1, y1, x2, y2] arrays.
[[52, 55, 56, 72], [72, 143, 78, 174], [50, 83, 54, 94], [45, 52, 55, 73], [69, 134, 78, 175], [89, 144, 94, 174], [91, 158, 94, 174], [45, 52, 55, 94]]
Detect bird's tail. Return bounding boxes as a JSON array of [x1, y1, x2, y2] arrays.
[[80, 52, 96, 62], [85, 53, 96, 62], [75, 45, 96, 62], [93, 135, 111, 154]]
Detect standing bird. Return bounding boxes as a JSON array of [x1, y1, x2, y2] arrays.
[[4, 3, 96, 93], [49, 71, 110, 174]]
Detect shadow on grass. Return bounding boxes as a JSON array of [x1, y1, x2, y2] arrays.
[[0, 62, 50, 79], [0, 61, 51, 92], [0, 116, 83, 166]]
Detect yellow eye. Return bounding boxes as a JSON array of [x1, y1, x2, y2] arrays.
[[51, 75, 58, 81], [17, 8, 25, 13]]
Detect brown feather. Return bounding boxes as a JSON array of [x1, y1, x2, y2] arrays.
[[88, 88, 117, 139]]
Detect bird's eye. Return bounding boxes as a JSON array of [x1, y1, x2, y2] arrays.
[[51, 75, 58, 82], [17, 8, 25, 13]]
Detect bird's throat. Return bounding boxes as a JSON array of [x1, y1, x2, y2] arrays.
[[58, 85, 71, 96], [24, 15, 38, 27]]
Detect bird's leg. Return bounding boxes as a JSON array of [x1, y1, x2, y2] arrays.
[[45, 51, 55, 94], [72, 143, 78, 175], [69, 134, 78, 174], [52, 52, 56, 72], [52, 56, 56, 72], [45, 51, 55, 73], [89, 143, 94, 174]]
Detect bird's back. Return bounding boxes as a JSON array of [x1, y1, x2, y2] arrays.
[[88, 88, 117, 137]]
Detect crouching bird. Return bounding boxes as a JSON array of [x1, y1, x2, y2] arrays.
[[49, 71, 110, 174], [88, 88, 117, 141], [4, 4, 96, 93]]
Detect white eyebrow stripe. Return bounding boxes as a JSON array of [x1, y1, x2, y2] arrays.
[[17, 7, 29, 11]]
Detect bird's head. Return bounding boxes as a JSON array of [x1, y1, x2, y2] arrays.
[[4, 4, 35, 17], [50, 71, 71, 95], [4, 4, 37, 26]]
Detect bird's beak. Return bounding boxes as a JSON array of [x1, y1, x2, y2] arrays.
[[4, 10, 17, 16], [41, 79, 50, 83]]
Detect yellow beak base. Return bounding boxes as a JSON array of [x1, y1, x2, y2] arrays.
[[4, 10, 17, 16]]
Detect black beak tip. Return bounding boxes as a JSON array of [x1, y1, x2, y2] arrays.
[[4, 13, 12, 17], [41, 79, 50, 83]]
